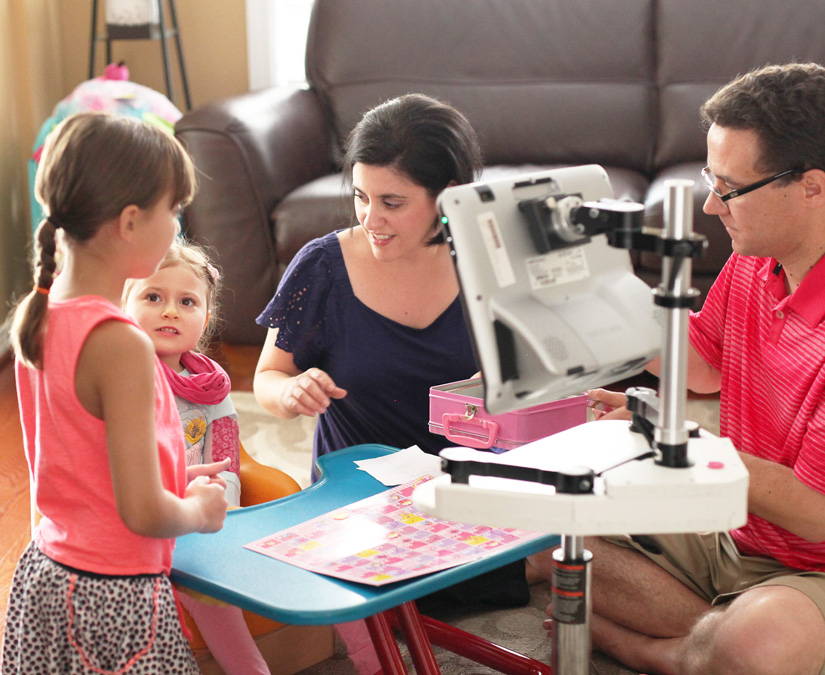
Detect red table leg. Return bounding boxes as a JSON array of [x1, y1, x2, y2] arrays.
[[364, 611, 408, 674], [394, 601, 441, 674], [369, 602, 553, 675], [421, 612, 552, 674]]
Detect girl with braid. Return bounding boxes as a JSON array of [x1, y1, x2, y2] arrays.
[[2, 112, 229, 674]]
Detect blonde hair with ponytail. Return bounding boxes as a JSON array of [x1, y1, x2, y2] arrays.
[[10, 112, 196, 369]]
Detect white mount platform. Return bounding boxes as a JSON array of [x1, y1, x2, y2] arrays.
[[413, 420, 748, 535]]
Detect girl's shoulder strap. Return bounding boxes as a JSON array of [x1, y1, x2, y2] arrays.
[[45, 296, 140, 364]]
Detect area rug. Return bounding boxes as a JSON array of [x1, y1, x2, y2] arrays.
[[233, 391, 317, 488], [232, 391, 720, 674]]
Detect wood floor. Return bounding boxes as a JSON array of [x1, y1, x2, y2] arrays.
[[0, 356, 28, 640], [0, 344, 260, 642]]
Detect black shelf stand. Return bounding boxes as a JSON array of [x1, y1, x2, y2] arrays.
[[88, 0, 191, 110]]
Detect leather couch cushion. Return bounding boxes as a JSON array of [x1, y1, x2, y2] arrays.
[[274, 164, 649, 283], [655, 0, 825, 168], [637, 162, 727, 301], [307, 0, 656, 171], [274, 174, 355, 280], [644, 162, 729, 277]]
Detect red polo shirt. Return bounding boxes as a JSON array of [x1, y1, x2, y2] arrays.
[[690, 253, 825, 571]]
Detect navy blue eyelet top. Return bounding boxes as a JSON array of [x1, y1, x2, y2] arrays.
[[256, 231, 478, 472]]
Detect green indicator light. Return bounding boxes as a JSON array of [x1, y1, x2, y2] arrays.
[[441, 216, 449, 224]]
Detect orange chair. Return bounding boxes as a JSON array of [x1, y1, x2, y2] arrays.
[[181, 445, 335, 674], [237, 443, 301, 507]]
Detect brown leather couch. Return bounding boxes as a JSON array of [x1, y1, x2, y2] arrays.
[[176, 0, 825, 345]]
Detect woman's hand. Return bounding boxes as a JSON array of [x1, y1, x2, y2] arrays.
[[282, 367, 347, 417], [586, 388, 631, 421], [255, 331, 348, 419]]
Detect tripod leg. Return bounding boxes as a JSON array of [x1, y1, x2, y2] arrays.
[[156, 0, 175, 104], [167, 0, 192, 110], [88, 0, 98, 79]]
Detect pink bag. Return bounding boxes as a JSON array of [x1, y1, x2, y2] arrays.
[[429, 378, 588, 452]]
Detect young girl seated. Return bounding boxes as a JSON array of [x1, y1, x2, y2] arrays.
[[124, 240, 270, 675]]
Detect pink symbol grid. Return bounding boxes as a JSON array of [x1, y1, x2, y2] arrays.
[[244, 476, 543, 586]]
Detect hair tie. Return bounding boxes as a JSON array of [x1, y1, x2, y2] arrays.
[[35, 286, 50, 295], [205, 262, 221, 282], [46, 215, 62, 229]]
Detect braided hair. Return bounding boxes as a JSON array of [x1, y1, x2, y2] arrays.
[[10, 112, 196, 368]]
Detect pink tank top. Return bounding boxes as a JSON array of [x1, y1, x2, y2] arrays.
[[15, 296, 187, 574]]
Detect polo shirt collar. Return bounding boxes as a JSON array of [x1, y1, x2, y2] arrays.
[[761, 254, 825, 326]]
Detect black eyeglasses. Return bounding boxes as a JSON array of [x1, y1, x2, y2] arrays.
[[701, 166, 804, 202]]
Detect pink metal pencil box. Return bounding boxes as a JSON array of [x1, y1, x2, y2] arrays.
[[429, 378, 588, 451]]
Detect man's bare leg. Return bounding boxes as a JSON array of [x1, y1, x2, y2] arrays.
[[586, 537, 708, 637], [531, 540, 825, 675], [528, 536, 709, 638], [589, 585, 825, 675], [531, 536, 707, 673], [589, 612, 685, 674]]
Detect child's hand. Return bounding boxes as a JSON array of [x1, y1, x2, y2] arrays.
[[185, 475, 228, 533], [187, 458, 231, 486], [586, 388, 631, 421], [283, 367, 347, 417]]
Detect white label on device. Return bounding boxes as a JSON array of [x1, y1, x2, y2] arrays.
[[526, 248, 590, 290], [478, 211, 516, 287]]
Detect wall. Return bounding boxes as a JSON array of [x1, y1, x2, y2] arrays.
[[0, 0, 249, 346], [58, 0, 249, 110], [0, 0, 64, 350]]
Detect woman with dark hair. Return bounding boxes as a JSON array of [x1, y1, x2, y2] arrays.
[[253, 93, 482, 467], [253, 93, 532, 615]]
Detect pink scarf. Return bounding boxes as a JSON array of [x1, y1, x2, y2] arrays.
[[160, 351, 231, 405]]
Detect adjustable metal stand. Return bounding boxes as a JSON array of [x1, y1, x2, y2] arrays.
[[88, 0, 191, 110], [551, 536, 591, 674], [413, 180, 748, 674]]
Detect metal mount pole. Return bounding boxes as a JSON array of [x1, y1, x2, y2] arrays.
[[551, 180, 695, 673], [551, 534, 592, 674], [655, 179, 695, 467]]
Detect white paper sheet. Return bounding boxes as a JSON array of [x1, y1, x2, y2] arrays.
[[354, 445, 443, 486]]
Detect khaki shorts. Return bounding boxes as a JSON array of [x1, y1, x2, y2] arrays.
[[604, 532, 825, 673]]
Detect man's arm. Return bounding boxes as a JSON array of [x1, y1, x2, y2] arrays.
[[645, 341, 721, 394], [739, 452, 825, 543], [587, 340, 722, 421]]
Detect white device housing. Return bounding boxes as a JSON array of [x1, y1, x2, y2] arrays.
[[439, 165, 660, 415]]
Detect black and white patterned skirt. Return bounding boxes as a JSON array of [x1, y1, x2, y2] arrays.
[[1, 542, 198, 674]]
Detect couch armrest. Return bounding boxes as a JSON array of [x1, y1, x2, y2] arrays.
[[239, 443, 301, 507], [175, 88, 334, 344]]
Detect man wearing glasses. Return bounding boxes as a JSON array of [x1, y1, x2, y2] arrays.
[[540, 63, 825, 674]]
